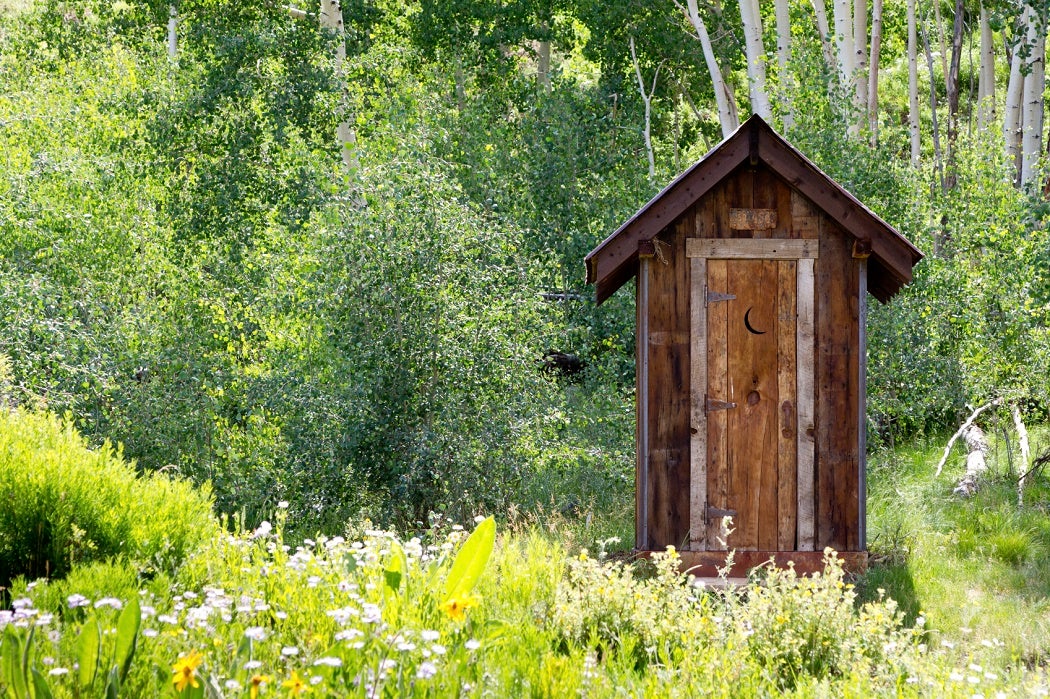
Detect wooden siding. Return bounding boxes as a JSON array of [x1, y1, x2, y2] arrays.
[[640, 164, 864, 555]]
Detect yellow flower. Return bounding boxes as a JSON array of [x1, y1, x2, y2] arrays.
[[440, 594, 479, 621], [282, 670, 310, 696], [172, 649, 204, 693], [249, 673, 273, 699]]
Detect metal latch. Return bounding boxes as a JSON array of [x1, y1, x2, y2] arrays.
[[706, 397, 737, 412], [706, 289, 736, 304]]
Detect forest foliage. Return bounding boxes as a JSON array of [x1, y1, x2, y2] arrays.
[[0, 0, 1048, 532]]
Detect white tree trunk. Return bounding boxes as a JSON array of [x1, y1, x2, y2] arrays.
[[739, 0, 772, 119], [1021, 12, 1046, 189], [907, 0, 920, 166], [953, 424, 990, 497], [167, 4, 177, 59], [320, 0, 364, 199], [1013, 403, 1031, 505], [1004, 26, 1026, 176], [630, 36, 660, 182], [537, 31, 551, 91], [810, 0, 837, 72], [776, 0, 794, 129], [977, 5, 996, 131], [833, 0, 856, 92], [853, 0, 868, 110], [683, 0, 740, 137], [867, 0, 883, 140]]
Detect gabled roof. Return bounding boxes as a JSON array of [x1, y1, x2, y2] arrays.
[[585, 115, 923, 304]]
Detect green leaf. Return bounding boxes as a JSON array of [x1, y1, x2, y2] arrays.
[[1, 626, 27, 699], [113, 596, 140, 681], [104, 665, 120, 699], [75, 620, 101, 688], [443, 516, 496, 602], [383, 539, 407, 593], [30, 667, 55, 699]]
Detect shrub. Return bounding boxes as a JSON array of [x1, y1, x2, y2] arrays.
[[0, 408, 218, 588]]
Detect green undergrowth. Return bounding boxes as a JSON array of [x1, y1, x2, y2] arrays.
[[0, 408, 219, 591], [862, 424, 1050, 671], [8, 512, 1043, 698]]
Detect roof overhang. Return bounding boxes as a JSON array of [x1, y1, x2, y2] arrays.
[[584, 115, 923, 304]]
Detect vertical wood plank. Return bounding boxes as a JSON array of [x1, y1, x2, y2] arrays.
[[690, 257, 708, 550], [776, 259, 798, 551], [815, 220, 859, 551], [725, 259, 779, 551], [636, 259, 650, 550], [796, 257, 816, 551], [858, 259, 868, 550], [645, 219, 693, 550], [706, 259, 729, 547]]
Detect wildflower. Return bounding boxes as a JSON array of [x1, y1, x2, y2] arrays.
[[282, 670, 310, 696], [465, 639, 481, 651], [245, 626, 268, 641], [417, 662, 438, 679], [172, 650, 204, 692], [313, 657, 342, 667], [440, 595, 479, 622], [48, 668, 69, 677], [281, 646, 300, 657], [249, 673, 273, 699], [67, 594, 91, 609]]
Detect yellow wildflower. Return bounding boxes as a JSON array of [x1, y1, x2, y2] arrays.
[[249, 673, 273, 699], [172, 649, 204, 693], [282, 670, 310, 696], [440, 594, 479, 621]]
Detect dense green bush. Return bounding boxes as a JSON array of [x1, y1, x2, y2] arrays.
[[0, 408, 218, 589]]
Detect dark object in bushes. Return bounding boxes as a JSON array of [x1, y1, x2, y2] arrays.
[[541, 350, 586, 379]]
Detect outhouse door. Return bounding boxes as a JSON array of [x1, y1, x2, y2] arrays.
[[686, 238, 818, 553]]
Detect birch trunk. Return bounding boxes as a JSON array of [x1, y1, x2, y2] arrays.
[[683, 0, 740, 137], [1021, 12, 1046, 189], [908, 0, 920, 166], [1004, 28, 1025, 174], [810, 0, 837, 72], [167, 4, 177, 58], [739, 0, 772, 119], [922, 20, 945, 191], [867, 0, 883, 141], [320, 0, 363, 199], [1013, 404, 1030, 505], [630, 36, 660, 183], [946, 0, 965, 141], [776, 0, 794, 129], [537, 39, 552, 92], [833, 0, 856, 91], [853, 0, 868, 110], [977, 5, 996, 131], [953, 424, 990, 497]]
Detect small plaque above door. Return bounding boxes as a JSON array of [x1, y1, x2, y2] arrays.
[[729, 208, 777, 230]]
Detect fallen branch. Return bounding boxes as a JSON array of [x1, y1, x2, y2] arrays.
[[953, 424, 990, 497], [934, 397, 1002, 477], [1013, 403, 1030, 505]]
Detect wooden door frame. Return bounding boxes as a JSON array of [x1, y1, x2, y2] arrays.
[[686, 238, 819, 552]]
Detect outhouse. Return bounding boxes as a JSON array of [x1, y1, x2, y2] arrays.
[[585, 116, 922, 575]]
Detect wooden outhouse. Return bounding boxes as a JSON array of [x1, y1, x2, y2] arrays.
[[585, 116, 922, 575]]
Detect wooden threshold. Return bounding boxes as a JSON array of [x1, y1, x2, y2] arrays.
[[635, 550, 868, 577]]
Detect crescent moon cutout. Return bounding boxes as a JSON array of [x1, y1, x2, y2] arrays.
[[743, 307, 766, 335]]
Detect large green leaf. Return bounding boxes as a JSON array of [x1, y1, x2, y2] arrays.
[[30, 667, 55, 699], [75, 620, 101, 689], [1, 626, 27, 699], [114, 596, 140, 681], [442, 516, 495, 602]]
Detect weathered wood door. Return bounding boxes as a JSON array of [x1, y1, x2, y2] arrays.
[[686, 239, 817, 552]]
